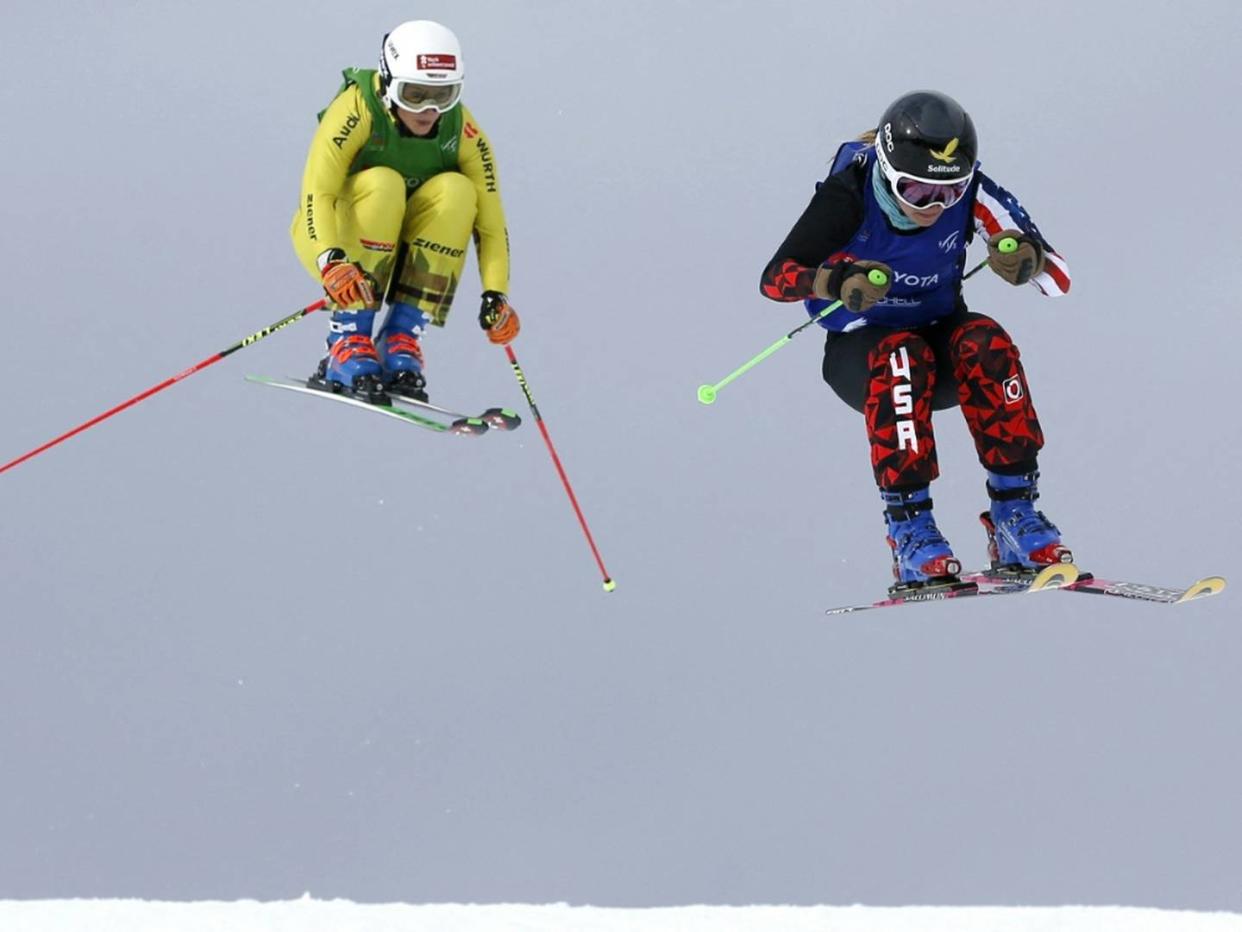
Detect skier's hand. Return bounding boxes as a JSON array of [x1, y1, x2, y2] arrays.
[[813, 259, 892, 313], [987, 230, 1045, 286], [479, 291, 520, 345], [318, 250, 376, 308]]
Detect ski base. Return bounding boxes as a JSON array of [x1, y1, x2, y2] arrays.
[[386, 384, 522, 432], [245, 375, 492, 436], [826, 562, 1079, 615]]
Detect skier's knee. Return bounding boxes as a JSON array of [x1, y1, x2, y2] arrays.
[[412, 172, 477, 212], [951, 315, 1019, 362], [357, 166, 408, 203], [867, 332, 936, 397]]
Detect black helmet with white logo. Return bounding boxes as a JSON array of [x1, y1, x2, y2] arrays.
[[875, 90, 977, 185]]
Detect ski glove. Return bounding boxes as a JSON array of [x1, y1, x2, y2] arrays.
[[987, 229, 1045, 286], [318, 249, 376, 309], [479, 291, 520, 345], [813, 259, 893, 313]]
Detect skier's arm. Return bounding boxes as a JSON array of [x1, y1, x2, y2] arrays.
[[456, 107, 510, 295], [972, 172, 1071, 296], [760, 172, 865, 301], [298, 87, 373, 266]]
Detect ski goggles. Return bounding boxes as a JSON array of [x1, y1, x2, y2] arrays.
[[891, 172, 974, 210], [391, 80, 462, 114], [875, 142, 974, 209]]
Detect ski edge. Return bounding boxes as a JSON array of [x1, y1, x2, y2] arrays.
[[244, 374, 459, 433], [824, 562, 1079, 616], [387, 391, 522, 431]]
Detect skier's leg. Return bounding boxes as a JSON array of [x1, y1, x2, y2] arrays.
[[290, 168, 407, 396], [824, 329, 958, 586], [377, 172, 478, 397], [949, 314, 1070, 568], [863, 331, 940, 489], [289, 166, 406, 285], [868, 332, 959, 585], [949, 313, 1043, 470]]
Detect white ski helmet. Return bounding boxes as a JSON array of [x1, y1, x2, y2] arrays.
[[379, 20, 465, 114]]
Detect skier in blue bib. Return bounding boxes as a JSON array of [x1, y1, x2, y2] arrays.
[[760, 90, 1073, 593]]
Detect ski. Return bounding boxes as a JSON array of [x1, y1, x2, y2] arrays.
[[385, 386, 522, 432], [825, 562, 1079, 615], [1062, 572, 1226, 605], [245, 375, 490, 436], [964, 566, 1225, 606]]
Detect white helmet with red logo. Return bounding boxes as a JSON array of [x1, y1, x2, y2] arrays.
[[379, 20, 465, 114]]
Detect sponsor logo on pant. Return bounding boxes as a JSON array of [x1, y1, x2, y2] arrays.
[[1003, 374, 1024, 405], [412, 237, 464, 258]]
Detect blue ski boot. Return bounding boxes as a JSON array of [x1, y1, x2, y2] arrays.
[[882, 486, 962, 592], [377, 301, 429, 402], [979, 469, 1073, 572], [311, 309, 388, 404]]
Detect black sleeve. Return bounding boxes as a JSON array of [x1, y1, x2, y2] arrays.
[[759, 163, 866, 302]]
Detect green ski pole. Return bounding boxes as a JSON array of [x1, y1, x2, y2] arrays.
[[697, 242, 1017, 406], [696, 268, 889, 405]]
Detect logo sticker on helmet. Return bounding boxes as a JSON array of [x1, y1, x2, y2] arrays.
[[930, 138, 959, 163], [417, 54, 457, 70]]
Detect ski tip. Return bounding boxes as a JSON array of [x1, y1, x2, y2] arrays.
[[450, 417, 489, 437], [481, 407, 522, 431], [603, 578, 617, 593], [1174, 576, 1228, 604], [1030, 561, 1080, 591]]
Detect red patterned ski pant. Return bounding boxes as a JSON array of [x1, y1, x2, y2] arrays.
[[822, 312, 1044, 488]]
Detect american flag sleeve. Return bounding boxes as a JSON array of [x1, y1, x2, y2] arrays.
[[973, 173, 1071, 296]]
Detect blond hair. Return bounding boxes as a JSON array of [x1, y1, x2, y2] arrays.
[[827, 129, 877, 167]]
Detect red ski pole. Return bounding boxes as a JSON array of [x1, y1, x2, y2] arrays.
[[0, 298, 327, 476], [503, 343, 615, 592]]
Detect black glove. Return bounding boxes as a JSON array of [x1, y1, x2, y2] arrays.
[[813, 259, 893, 312], [987, 230, 1045, 285]]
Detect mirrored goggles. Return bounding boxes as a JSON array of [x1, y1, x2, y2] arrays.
[[891, 171, 973, 210], [392, 80, 462, 114]]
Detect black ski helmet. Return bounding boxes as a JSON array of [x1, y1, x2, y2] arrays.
[[874, 90, 977, 184]]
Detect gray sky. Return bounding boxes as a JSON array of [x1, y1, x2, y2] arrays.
[[1, 0, 1239, 910]]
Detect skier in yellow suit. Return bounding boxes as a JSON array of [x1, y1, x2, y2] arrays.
[[291, 19, 519, 403]]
